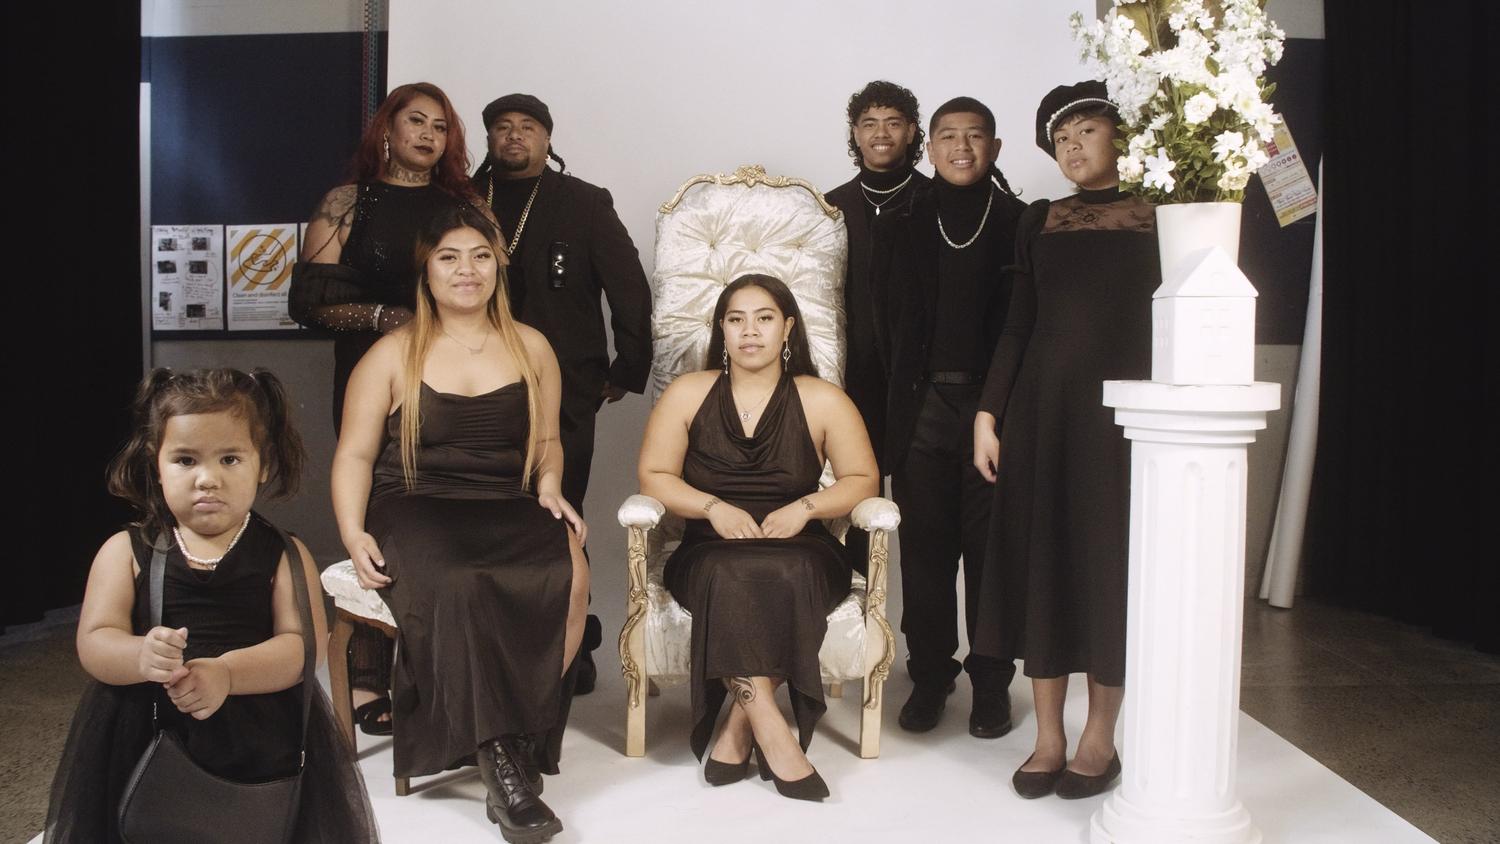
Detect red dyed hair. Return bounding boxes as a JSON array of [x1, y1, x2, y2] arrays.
[[351, 82, 480, 203]]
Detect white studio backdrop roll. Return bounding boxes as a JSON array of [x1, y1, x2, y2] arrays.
[[388, 0, 1093, 276]]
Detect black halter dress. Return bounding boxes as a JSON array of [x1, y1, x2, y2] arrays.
[[663, 372, 852, 759]]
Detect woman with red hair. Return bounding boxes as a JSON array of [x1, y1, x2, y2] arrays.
[[289, 81, 487, 737]]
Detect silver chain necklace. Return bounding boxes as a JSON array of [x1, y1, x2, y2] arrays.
[[173, 513, 252, 570], [937, 186, 994, 250]]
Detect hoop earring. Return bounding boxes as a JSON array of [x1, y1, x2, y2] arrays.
[[782, 339, 791, 368], [722, 349, 729, 374], [383, 135, 390, 162]]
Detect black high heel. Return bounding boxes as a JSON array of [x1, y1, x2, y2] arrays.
[[704, 741, 754, 786], [753, 743, 829, 801]]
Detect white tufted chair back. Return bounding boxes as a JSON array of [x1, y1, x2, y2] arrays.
[[648, 165, 848, 398]]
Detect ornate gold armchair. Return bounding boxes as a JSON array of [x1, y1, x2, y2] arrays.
[[616, 165, 900, 759]]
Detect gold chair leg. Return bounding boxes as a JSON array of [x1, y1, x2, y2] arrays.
[[827, 682, 843, 699], [621, 525, 650, 757], [395, 777, 410, 796]]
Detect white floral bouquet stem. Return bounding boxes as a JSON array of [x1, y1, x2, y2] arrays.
[[1071, 0, 1285, 204]]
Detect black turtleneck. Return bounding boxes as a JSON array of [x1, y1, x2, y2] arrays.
[[1076, 185, 1124, 204], [855, 165, 918, 223], [489, 173, 542, 246], [929, 175, 1020, 372]]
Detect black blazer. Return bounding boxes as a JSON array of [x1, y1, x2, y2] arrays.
[[479, 168, 653, 426], [870, 182, 1025, 469], [825, 172, 930, 473]]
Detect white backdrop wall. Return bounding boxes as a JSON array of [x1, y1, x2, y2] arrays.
[[390, 0, 1093, 276]]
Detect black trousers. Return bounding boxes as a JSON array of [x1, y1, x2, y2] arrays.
[[560, 398, 604, 657], [891, 383, 1015, 689]]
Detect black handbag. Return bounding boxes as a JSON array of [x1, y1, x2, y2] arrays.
[[117, 527, 317, 844]]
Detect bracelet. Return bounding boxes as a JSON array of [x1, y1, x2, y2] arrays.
[[371, 304, 385, 332], [703, 496, 720, 513], [800, 496, 815, 512]]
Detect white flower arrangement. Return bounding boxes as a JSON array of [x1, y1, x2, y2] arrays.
[[1071, 0, 1285, 203]]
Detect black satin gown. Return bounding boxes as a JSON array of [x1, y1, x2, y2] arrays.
[[45, 515, 378, 843], [367, 382, 575, 778], [663, 372, 852, 759]]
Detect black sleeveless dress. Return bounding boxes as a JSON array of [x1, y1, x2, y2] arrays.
[[663, 372, 852, 759], [367, 382, 575, 778], [44, 514, 379, 843]]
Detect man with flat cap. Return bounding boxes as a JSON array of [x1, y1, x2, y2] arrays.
[[473, 93, 653, 693]]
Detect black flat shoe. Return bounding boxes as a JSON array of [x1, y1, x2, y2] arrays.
[[753, 744, 829, 802], [704, 742, 753, 786], [478, 738, 563, 843], [353, 697, 393, 736], [1055, 753, 1122, 800], [1011, 754, 1065, 799], [898, 680, 956, 732]]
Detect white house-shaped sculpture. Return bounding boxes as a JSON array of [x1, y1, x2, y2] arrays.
[[1151, 246, 1257, 385]]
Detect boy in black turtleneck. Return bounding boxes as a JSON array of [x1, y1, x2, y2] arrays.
[[825, 81, 930, 473], [869, 96, 1025, 739]]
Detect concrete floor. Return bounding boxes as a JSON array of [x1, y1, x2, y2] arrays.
[[4, 598, 1495, 843]]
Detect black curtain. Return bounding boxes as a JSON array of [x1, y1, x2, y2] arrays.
[[5, 3, 142, 630], [1308, 1, 1495, 652]]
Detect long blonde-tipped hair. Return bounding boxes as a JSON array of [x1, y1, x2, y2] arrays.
[[399, 204, 544, 489]]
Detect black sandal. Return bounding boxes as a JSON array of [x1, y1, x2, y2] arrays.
[[354, 697, 394, 736]]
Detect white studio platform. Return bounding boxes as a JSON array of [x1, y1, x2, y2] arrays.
[[22, 660, 1436, 844], [349, 667, 1433, 844]]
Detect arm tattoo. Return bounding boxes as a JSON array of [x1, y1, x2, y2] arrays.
[[312, 185, 357, 227], [724, 676, 756, 705]]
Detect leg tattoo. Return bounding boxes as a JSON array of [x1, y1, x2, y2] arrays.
[[724, 676, 757, 706]]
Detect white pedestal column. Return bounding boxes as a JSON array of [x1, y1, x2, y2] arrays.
[[1092, 380, 1280, 844]]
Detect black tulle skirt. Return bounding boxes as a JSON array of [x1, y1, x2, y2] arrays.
[[44, 680, 379, 843]]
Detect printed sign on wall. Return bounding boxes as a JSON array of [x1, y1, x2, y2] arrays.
[[227, 225, 300, 331], [151, 225, 225, 331]]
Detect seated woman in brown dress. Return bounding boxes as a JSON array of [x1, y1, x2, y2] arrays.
[[331, 204, 588, 843], [638, 274, 879, 801]]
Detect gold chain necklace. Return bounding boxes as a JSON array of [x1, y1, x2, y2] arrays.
[[487, 174, 542, 256]]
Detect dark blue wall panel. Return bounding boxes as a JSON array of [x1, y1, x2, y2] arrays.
[[145, 32, 378, 225]]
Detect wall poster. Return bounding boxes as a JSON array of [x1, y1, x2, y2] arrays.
[[151, 225, 224, 331]]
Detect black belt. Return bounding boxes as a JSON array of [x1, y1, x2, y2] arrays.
[[925, 370, 985, 385]]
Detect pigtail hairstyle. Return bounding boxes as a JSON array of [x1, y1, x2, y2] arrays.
[[399, 205, 546, 490], [106, 367, 308, 536], [107, 368, 178, 535], [246, 368, 305, 500]]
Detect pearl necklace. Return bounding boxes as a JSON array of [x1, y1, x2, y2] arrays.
[[937, 186, 994, 250], [173, 512, 252, 570]]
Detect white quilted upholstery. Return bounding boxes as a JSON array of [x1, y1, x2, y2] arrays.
[[633, 166, 874, 687], [649, 170, 848, 398], [320, 560, 396, 628]]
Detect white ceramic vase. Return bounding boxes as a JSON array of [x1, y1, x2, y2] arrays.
[[1155, 201, 1243, 283]]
